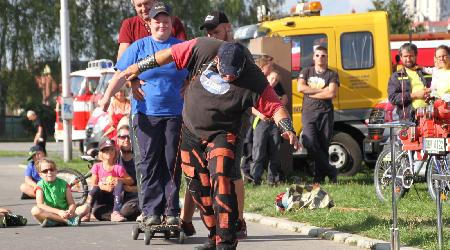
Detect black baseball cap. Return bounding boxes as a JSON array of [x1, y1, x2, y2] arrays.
[[99, 137, 115, 151], [28, 145, 44, 161], [200, 11, 229, 30], [217, 42, 246, 78], [149, 1, 171, 19]]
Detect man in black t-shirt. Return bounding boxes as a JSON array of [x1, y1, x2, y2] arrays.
[[100, 38, 300, 250], [297, 46, 340, 184], [26, 110, 47, 154]]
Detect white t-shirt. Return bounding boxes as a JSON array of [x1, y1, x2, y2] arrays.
[[423, 67, 450, 97]]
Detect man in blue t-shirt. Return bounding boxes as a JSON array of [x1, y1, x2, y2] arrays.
[[113, 2, 188, 227], [20, 145, 46, 199]]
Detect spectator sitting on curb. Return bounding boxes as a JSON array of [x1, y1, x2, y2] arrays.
[[83, 138, 134, 222], [31, 158, 90, 227], [91, 125, 141, 221], [20, 145, 46, 199]]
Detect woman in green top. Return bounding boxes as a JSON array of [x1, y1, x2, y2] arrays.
[[30, 158, 90, 227]]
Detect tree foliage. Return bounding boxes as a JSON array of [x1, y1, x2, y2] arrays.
[[0, 0, 284, 114], [370, 0, 419, 34]]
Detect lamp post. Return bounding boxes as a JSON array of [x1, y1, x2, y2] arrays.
[[60, 0, 72, 161]]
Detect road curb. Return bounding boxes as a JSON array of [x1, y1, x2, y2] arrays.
[[243, 212, 422, 250]]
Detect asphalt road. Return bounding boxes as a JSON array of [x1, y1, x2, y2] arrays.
[[0, 155, 360, 249]]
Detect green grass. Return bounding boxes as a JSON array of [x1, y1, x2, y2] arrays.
[[0, 151, 27, 157], [53, 157, 89, 173], [0, 150, 88, 173], [244, 168, 449, 250]]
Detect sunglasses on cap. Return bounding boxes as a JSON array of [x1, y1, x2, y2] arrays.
[[41, 168, 56, 174]]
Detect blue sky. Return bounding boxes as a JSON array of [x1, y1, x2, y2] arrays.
[[282, 0, 374, 15]]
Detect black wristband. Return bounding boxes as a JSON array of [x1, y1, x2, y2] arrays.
[[137, 54, 160, 73], [278, 118, 295, 134]]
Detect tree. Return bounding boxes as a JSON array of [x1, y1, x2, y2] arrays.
[[370, 0, 414, 34], [0, 0, 286, 116]]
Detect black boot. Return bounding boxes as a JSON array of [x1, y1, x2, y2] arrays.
[[195, 238, 216, 250]]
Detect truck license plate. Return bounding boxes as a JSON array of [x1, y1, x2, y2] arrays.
[[423, 138, 446, 154]]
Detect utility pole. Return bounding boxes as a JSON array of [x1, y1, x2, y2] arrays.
[[60, 0, 72, 161]]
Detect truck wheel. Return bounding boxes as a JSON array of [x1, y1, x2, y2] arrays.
[[329, 132, 362, 176]]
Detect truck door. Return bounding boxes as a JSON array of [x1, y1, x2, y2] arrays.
[[284, 29, 337, 134], [335, 27, 378, 115]]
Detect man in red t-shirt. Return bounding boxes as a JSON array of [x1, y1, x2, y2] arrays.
[[117, 0, 187, 60]]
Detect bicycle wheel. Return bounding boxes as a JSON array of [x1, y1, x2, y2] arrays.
[[57, 168, 89, 206], [426, 155, 450, 203], [374, 145, 409, 202]]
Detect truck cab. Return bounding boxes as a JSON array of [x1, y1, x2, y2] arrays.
[[54, 59, 115, 150], [234, 2, 392, 175]]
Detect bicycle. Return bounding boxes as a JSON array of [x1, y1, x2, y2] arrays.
[[374, 134, 450, 203], [56, 155, 97, 206]]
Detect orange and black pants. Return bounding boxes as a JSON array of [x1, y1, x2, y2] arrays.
[[180, 126, 238, 249]]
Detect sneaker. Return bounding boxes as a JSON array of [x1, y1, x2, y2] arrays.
[[165, 216, 179, 225], [0, 214, 6, 228], [20, 193, 33, 200], [110, 211, 126, 222], [136, 213, 144, 223], [67, 216, 81, 226], [143, 215, 161, 226], [194, 238, 216, 250], [236, 219, 247, 239], [181, 219, 196, 236], [5, 213, 27, 226], [41, 218, 59, 227]]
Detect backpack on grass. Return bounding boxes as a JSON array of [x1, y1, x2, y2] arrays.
[[275, 184, 334, 212]]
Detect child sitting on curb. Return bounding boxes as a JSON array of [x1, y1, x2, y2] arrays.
[[20, 145, 46, 199], [31, 158, 90, 227], [83, 138, 134, 222]]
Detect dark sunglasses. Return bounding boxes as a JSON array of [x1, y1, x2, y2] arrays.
[[118, 135, 130, 140], [41, 168, 56, 174], [315, 54, 327, 58]]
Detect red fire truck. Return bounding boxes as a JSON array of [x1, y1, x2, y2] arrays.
[[54, 59, 115, 151], [390, 33, 450, 67]]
